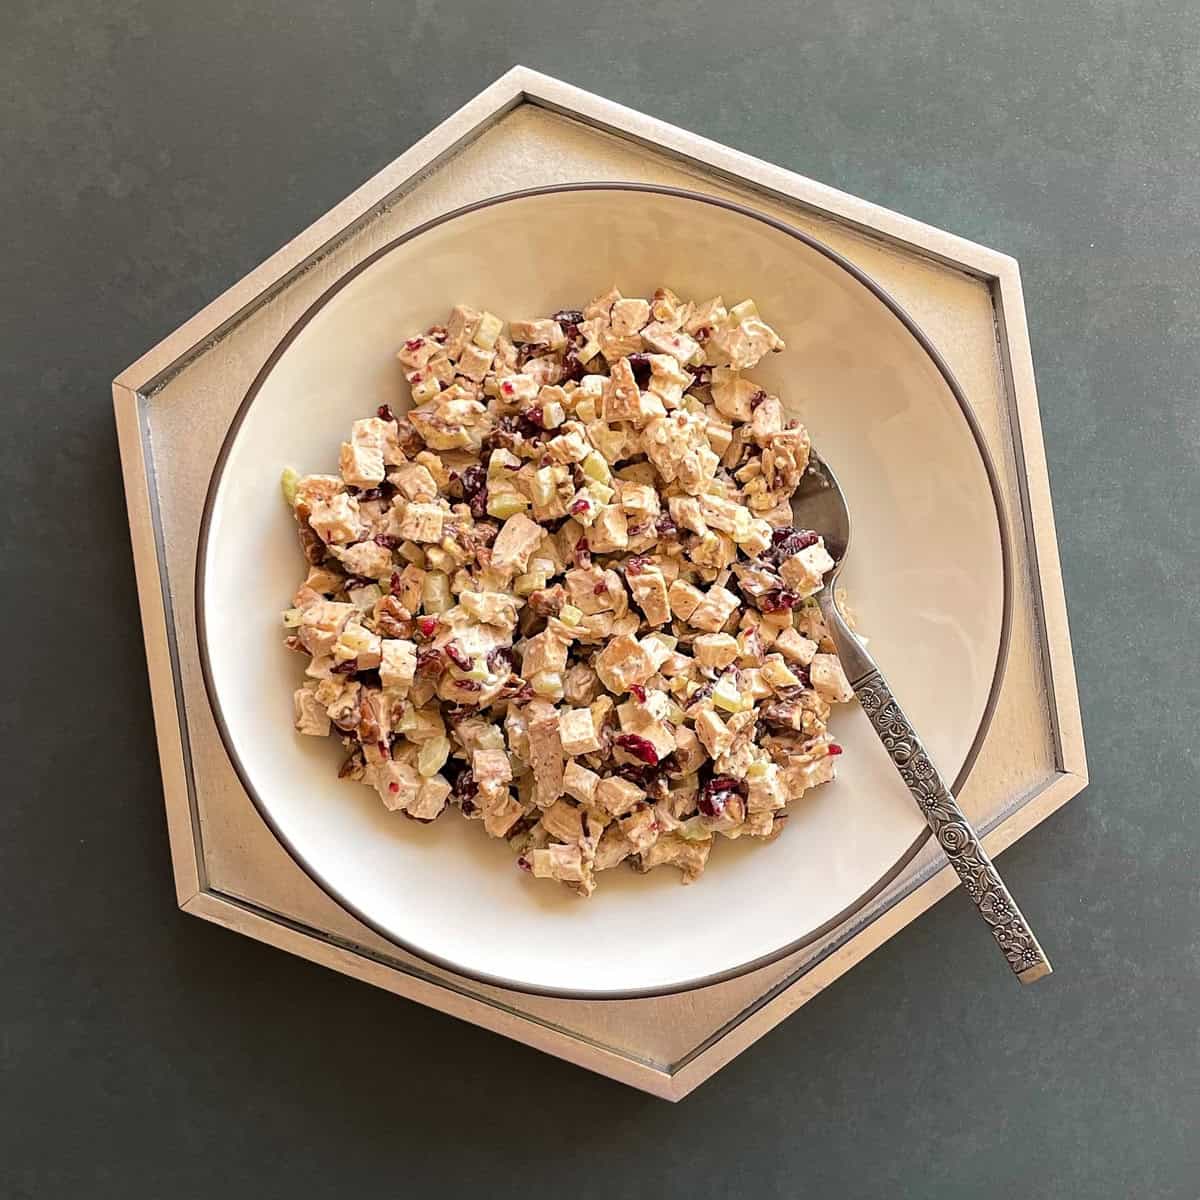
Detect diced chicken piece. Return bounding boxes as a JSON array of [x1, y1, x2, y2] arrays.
[[391, 462, 438, 501], [747, 763, 787, 813], [298, 600, 356, 657], [482, 790, 525, 838], [527, 713, 565, 807], [784, 753, 838, 797], [545, 428, 590, 464], [710, 368, 760, 422], [709, 312, 785, 369], [380, 639, 417, 690], [455, 342, 494, 382], [308, 493, 364, 545], [637, 833, 711, 882], [541, 798, 585, 844], [694, 709, 733, 759], [696, 494, 742, 534], [594, 825, 635, 871], [594, 634, 657, 694], [563, 761, 601, 806], [565, 566, 620, 615], [642, 410, 708, 484], [688, 586, 740, 633], [521, 631, 568, 678], [371, 759, 422, 812], [750, 394, 784, 443], [293, 473, 344, 516], [334, 620, 382, 669], [491, 512, 545, 578], [528, 843, 584, 883], [391, 501, 445, 544], [668, 579, 704, 622], [641, 321, 701, 365], [472, 747, 513, 794], [620, 806, 660, 854], [492, 376, 538, 408], [293, 686, 331, 736], [595, 775, 646, 818], [809, 653, 855, 703], [588, 504, 628, 553], [443, 304, 481, 356], [644, 354, 693, 407], [609, 297, 651, 334], [779, 542, 836, 596], [409, 774, 451, 820], [339, 438, 385, 488], [617, 481, 660, 516], [332, 539, 393, 580], [559, 707, 601, 756], [626, 567, 670, 627], [668, 495, 708, 536], [774, 627, 819, 666], [693, 633, 740, 669], [457, 592, 518, 632], [603, 357, 664, 425], [509, 318, 566, 348]]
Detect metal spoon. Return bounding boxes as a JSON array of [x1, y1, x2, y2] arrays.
[[791, 452, 1052, 983]]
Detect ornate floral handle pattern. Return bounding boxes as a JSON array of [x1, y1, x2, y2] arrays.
[[855, 670, 1052, 984]]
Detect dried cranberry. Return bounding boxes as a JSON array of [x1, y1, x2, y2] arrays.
[[426, 324, 448, 342], [616, 734, 659, 765], [629, 684, 647, 703], [331, 658, 358, 675], [403, 337, 424, 351], [388, 781, 400, 794], [559, 350, 585, 383], [516, 856, 532, 873], [415, 616, 439, 640], [571, 499, 591, 516], [460, 798, 478, 816], [453, 679, 483, 693], [458, 463, 488, 521], [444, 641, 472, 670], [626, 352, 653, 387], [573, 537, 592, 568], [689, 363, 712, 388], [697, 774, 748, 817], [686, 680, 716, 710], [487, 646, 515, 674], [415, 648, 445, 677], [374, 534, 400, 550], [655, 515, 679, 539], [354, 486, 384, 502], [750, 388, 769, 410], [552, 308, 584, 326], [377, 403, 396, 422], [828, 743, 844, 756], [625, 556, 650, 576], [593, 580, 608, 595], [762, 526, 819, 567], [759, 590, 802, 613]]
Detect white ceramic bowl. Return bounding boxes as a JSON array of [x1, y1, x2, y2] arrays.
[[198, 185, 1009, 998]]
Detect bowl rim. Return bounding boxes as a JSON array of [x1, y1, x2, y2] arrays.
[[195, 182, 1013, 1000]]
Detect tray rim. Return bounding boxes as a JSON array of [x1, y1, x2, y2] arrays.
[[113, 66, 1087, 1099]]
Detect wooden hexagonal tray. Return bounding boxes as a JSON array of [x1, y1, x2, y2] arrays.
[[114, 67, 1086, 1100]]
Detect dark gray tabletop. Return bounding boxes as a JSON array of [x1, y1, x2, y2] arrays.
[[4, 2, 1197, 1196]]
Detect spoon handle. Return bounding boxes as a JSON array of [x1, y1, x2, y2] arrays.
[[819, 597, 1052, 983]]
